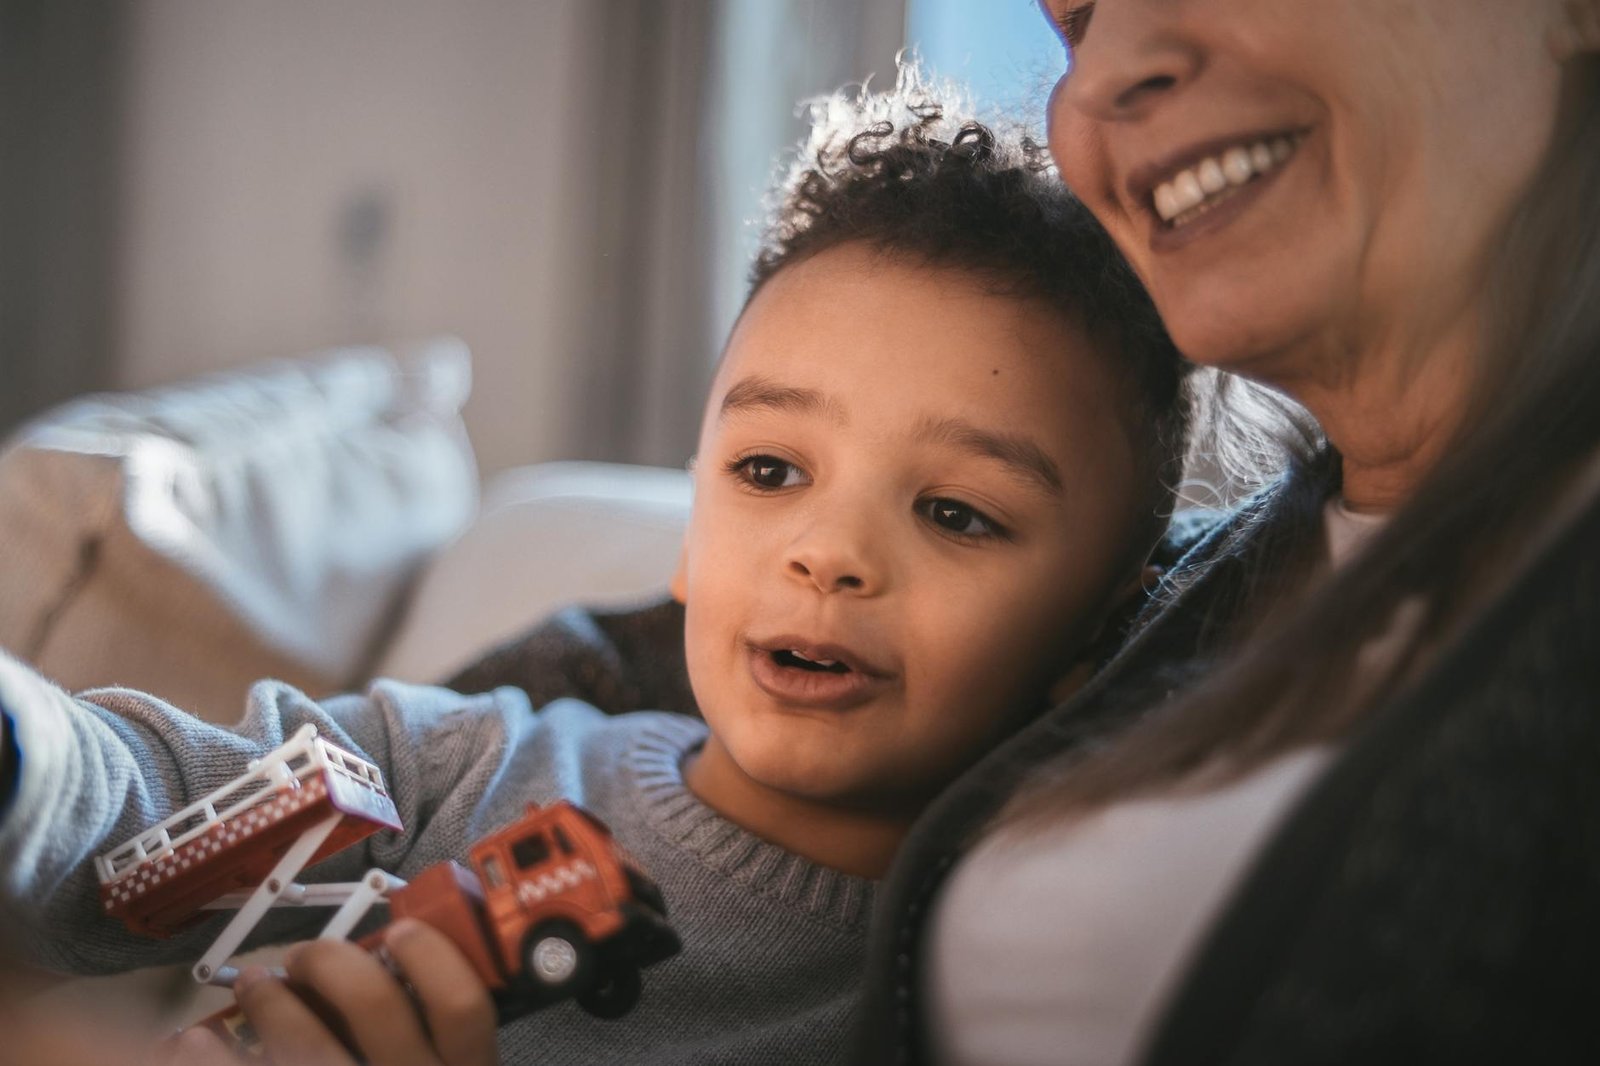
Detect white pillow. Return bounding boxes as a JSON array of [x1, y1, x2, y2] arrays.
[[376, 461, 691, 684], [0, 339, 477, 720]]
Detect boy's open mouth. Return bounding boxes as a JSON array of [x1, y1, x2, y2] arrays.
[[746, 637, 889, 710], [771, 649, 851, 674]]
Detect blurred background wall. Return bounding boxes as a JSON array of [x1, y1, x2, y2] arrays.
[[0, 0, 1062, 476]]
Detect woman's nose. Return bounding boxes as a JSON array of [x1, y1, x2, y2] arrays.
[[784, 520, 885, 596], [1057, 1, 1200, 122]]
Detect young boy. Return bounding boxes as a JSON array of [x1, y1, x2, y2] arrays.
[[0, 68, 1187, 1065]]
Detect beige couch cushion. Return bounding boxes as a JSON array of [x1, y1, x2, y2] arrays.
[[376, 460, 690, 683], [0, 340, 477, 721]]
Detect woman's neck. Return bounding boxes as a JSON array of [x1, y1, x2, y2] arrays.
[[682, 737, 912, 880], [1267, 316, 1478, 512], [1314, 386, 1462, 513]]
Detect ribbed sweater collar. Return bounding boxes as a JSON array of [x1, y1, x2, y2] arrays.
[[623, 713, 877, 933]]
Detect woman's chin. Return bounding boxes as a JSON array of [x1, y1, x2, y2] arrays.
[[1161, 292, 1334, 385]]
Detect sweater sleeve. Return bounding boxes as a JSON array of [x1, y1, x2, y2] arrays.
[[0, 651, 536, 976]]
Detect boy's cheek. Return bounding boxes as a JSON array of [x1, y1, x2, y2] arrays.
[[668, 539, 690, 603]]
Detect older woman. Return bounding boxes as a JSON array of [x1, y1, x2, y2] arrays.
[[854, 2, 1600, 1064]]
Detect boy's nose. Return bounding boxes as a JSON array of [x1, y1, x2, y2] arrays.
[[784, 524, 884, 596]]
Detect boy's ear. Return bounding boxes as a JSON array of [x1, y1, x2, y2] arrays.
[[669, 540, 689, 604], [670, 456, 696, 604], [1045, 564, 1163, 705]]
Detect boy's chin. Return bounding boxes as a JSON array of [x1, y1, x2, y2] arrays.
[[742, 751, 938, 816], [740, 751, 860, 801]]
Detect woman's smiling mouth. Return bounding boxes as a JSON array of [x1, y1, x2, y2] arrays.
[[1151, 133, 1301, 228], [1125, 128, 1309, 247]]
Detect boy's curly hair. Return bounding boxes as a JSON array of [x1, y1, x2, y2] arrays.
[[750, 60, 1192, 541]]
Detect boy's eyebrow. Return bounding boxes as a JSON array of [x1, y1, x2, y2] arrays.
[[718, 375, 847, 424], [916, 416, 1064, 495]]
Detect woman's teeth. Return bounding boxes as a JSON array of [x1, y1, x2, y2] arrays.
[[1153, 135, 1298, 228]]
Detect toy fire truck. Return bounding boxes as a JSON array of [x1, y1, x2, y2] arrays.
[[95, 724, 679, 1051]]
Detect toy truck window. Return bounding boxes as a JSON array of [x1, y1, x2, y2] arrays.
[[481, 855, 506, 889], [510, 833, 551, 869], [553, 825, 574, 855]]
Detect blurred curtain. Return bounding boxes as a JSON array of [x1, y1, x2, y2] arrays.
[[0, 1, 123, 437], [0, 0, 908, 466], [569, 0, 906, 469]]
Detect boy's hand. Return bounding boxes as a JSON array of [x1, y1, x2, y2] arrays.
[[163, 1025, 249, 1066], [233, 919, 498, 1066]]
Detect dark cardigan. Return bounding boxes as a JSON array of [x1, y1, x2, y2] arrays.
[[440, 467, 1600, 1062], [444, 597, 698, 715], [850, 456, 1600, 1065]]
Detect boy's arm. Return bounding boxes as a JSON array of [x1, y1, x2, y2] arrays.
[[0, 652, 535, 976], [0, 654, 189, 941]]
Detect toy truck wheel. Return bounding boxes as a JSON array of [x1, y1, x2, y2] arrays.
[[522, 921, 594, 1000], [576, 964, 642, 1019]]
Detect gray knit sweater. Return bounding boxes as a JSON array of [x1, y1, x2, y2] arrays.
[[0, 655, 873, 1065]]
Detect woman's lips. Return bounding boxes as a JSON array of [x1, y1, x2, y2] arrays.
[[745, 644, 889, 710], [1125, 128, 1304, 213], [1126, 126, 1310, 254], [1145, 150, 1294, 254]]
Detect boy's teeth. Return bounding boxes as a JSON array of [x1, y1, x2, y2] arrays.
[[1153, 135, 1299, 227], [791, 650, 838, 667]]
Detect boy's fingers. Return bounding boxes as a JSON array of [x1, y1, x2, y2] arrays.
[[282, 939, 440, 1066], [381, 918, 500, 1066], [233, 964, 365, 1066], [160, 1024, 248, 1066]]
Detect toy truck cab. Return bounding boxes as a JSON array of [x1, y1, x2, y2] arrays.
[[466, 802, 678, 1017]]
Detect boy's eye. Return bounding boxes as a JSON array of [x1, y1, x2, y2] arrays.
[[919, 497, 1004, 540], [731, 454, 807, 490]]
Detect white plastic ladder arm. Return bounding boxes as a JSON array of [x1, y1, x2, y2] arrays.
[[191, 811, 342, 985], [318, 870, 406, 942], [198, 870, 407, 966]]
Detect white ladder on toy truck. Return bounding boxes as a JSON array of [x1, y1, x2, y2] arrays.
[[94, 723, 407, 987]]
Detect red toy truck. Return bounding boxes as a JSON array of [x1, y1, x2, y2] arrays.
[[94, 725, 679, 1052], [365, 800, 679, 1017]]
